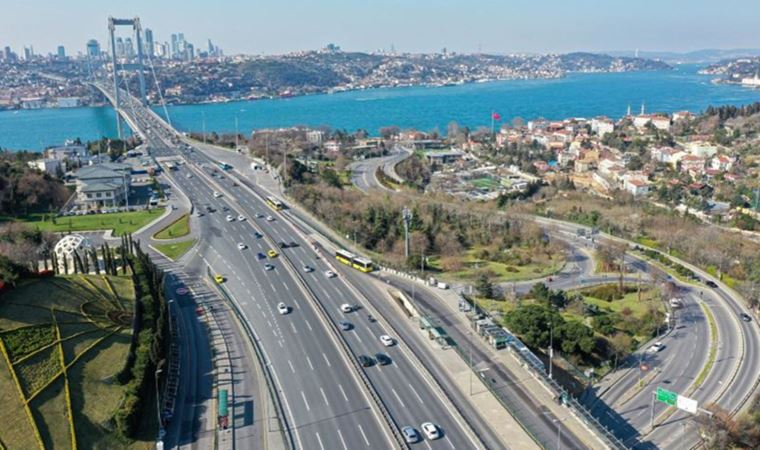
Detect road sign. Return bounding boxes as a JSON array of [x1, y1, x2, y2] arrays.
[[176, 287, 189, 295], [656, 387, 677, 406], [677, 395, 698, 414]]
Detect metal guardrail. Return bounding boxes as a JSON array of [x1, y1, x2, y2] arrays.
[[207, 266, 296, 450]]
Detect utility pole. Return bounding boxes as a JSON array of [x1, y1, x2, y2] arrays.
[[202, 111, 206, 145], [548, 320, 554, 379], [235, 116, 239, 151], [402, 207, 412, 259]]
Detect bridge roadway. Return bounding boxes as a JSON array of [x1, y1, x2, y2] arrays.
[[105, 85, 486, 450]]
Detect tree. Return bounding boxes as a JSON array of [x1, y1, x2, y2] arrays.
[[557, 320, 596, 356], [504, 304, 563, 349], [476, 271, 495, 299], [609, 332, 633, 369]]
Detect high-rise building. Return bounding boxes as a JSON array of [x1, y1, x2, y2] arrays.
[[186, 43, 194, 61], [144, 28, 154, 56], [124, 37, 135, 58], [86, 39, 100, 59], [207, 39, 214, 55], [170, 34, 178, 59], [115, 37, 125, 58], [23, 46, 32, 61], [2, 46, 11, 60], [57, 45, 66, 59]]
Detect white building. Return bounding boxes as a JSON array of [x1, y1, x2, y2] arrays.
[[306, 130, 324, 145], [74, 162, 132, 208], [711, 154, 734, 172], [684, 141, 718, 158], [591, 117, 615, 136], [623, 177, 651, 197], [28, 158, 63, 175]]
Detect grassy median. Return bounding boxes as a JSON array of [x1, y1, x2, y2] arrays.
[[5, 209, 165, 236], [153, 213, 190, 240], [153, 239, 196, 260]]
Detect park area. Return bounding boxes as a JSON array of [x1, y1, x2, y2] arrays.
[[429, 245, 565, 283], [0, 275, 154, 449], [3, 208, 165, 236]]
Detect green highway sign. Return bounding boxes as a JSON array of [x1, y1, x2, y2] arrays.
[[656, 387, 677, 406]]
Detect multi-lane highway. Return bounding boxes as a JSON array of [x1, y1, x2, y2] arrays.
[[101, 84, 487, 450]]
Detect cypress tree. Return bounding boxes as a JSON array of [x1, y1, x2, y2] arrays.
[[62, 254, 69, 275]]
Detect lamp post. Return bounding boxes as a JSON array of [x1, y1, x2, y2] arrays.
[[554, 417, 568, 450], [548, 320, 554, 379], [155, 365, 164, 438]]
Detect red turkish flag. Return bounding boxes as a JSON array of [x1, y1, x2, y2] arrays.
[[492, 112, 502, 121]]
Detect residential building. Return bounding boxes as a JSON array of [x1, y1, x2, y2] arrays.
[[306, 130, 324, 145], [74, 163, 132, 208], [680, 155, 706, 175], [591, 117, 615, 136], [28, 159, 63, 175], [684, 141, 718, 158], [711, 154, 734, 172]]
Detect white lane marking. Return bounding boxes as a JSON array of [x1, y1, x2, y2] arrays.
[[338, 384, 349, 402], [278, 340, 283, 348], [260, 311, 266, 318], [322, 352, 331, 367], [445, 435, 455, 449], [315, 432, 325, 450], [306, 356, 314, 371], [288, 360, 295, 374], [355, 332, 363, 344], [320, 387, 330, 406], [337, 429, 348, 450], [267, 320, 273, 329], [290, 322, 297, 334], [425, 441, 433, 450], [305, 320, 313, 331], [301, 390, 311, 411], [284, 282, 290, 292], [357, 424, 370, 446], [409, 383, 424, 405], [391, 388, 406, 408]]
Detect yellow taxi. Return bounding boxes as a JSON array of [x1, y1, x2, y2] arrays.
[[267, 249, 278, 258], [214, 274, 224, 284]]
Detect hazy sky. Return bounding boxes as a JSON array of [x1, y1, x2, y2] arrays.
[[2, 0, 758, 56]]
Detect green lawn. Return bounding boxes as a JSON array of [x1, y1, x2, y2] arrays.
[[0, 275, 152, 449], [153, 214, 190, 240], [7, 209, 165, 235], [470, 177, 500, 190], [431, 248, 564, 283], [154, 239, 196, 260]]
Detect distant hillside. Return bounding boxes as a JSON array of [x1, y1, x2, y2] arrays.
[[154, 50, 671, 102], [607, 49, 760, 64], [700, 57, 760, 82]]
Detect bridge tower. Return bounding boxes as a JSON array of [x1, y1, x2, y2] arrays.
[[108, 16, 148, 138]]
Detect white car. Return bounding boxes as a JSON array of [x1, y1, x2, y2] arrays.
[[325, 270, 336, 278], [266, 215, 275, 222], [255, 213, 264, 218], [186, 173, 193, 178], [421, 422, 440, 440], [277, 302, 289, 315], [380, 335, 395, 347], [226, 215, 236, 222], [340, 304, 353, 313], [264, 263, 275, 271], [237, 214, 246, 221], [213, 191, 222, 198], [647, 342, 665, 353], [303, 265, 314, 273], [237, 242, 246, 250]]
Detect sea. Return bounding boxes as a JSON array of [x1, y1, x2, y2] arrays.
[[2, 63, 760, 151]]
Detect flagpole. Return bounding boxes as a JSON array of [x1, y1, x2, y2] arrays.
[[491, 111, 495, 138]]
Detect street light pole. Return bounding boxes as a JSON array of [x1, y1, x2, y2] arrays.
[[155, 366, 164, 435], [548, 320, 554, 379]]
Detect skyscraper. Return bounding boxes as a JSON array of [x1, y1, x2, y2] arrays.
[[86, 39, 100, 59], [124, 37, 135, 58], [57, 45, 65, 59], [115, 37, 124, 58], [186, 43, 194, 61], [23, 46, 32, 61], [170, 34, 178, 59], [144, 28, 154, 56]]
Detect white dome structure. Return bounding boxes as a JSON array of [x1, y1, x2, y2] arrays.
[[54, 234, 93, 273]]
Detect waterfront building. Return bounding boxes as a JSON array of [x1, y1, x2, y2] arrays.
[[57, 97, 81, 108]]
